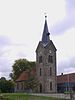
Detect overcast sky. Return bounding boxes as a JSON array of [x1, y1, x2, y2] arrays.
[[0, 0, 75, 79]]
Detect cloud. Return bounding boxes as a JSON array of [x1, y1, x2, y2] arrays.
[[0, 72, 10, 79], [0, 35, 28, 78], [0, 42, 32, 79], [53, 0, 75, 75], [0, 58, 12, 72], [51, 0, 75, 35], [0, 0, 75, 78], [52, 27, 75, 75], [0, 57, 13, 79], [58, 57, 75, 75]]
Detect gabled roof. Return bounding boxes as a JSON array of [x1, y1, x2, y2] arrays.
[[16, 68, 36, 82], [36, 41, 44, 52], [16, 71, 29, 82], [36, 40, 57, 52], [45, 40, 57, 51]]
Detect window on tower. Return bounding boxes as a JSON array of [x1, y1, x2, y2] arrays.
[[48, 55, 53, 63], [39, 56, 42, 63], [50, 82, 52, 90], [40, 68, 42, 76]]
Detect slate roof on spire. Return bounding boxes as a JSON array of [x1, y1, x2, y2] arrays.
[[42, 16, 50, 44]]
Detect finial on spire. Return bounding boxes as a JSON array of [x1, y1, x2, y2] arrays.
[[44, 13, 47, 20]]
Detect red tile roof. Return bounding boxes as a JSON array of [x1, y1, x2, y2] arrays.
[[16, 68, 36, 82], [57, 73, 75, 83], [16, 69, 75, 83], [31, 68, 36, 76], [16, 71, 29, 82]]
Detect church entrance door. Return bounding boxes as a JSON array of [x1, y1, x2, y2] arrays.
[[40, 84, 42, 93]]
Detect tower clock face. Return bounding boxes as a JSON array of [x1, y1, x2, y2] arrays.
[[49, 50, 52, 53]]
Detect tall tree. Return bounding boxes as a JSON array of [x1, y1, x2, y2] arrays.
[[11, 59, 36, 81]]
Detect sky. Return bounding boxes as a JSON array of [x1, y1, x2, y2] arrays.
[[0, 0, 75, 79]]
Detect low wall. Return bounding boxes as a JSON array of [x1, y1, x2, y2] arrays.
[[30, 93, 71, 99]]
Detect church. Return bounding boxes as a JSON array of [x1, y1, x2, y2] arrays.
[[15, 16, 57, 93], [36, 16, 57, 93]]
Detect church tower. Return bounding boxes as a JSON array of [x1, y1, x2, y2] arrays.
[[36, 16, 57, 93]]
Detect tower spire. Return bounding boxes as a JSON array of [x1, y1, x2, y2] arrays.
[[42, 14, 50, 44]]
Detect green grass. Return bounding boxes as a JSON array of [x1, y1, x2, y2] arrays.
[[64, 91, 75, 94], [0, 93, 66, 100]]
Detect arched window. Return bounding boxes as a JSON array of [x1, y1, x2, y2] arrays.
[[39, 56, 42, 63], [40, 68, 42, 76], [50, 82, 52, 90], [48, 55, 53, 63]]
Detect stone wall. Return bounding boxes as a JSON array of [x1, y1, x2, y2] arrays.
[[36, 41, 57, 93]]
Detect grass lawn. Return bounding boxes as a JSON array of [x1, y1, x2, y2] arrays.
[[0, 93, 67, 100]]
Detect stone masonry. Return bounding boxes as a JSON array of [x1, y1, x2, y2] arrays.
[[36, 16, 57, 93]]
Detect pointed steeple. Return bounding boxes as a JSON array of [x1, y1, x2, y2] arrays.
[[42, 15, 50, 44]]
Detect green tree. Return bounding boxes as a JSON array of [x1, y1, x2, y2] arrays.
[[24, 76, 39, 92], [11, 59, 36, 81], [10, 58, 38, 91], [0, 77, 14, 93]]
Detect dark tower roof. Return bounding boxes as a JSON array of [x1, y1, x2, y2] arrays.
[[42, 16, 50, 44]]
